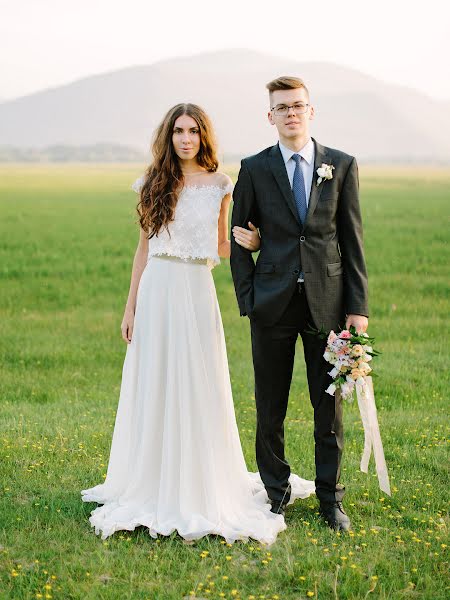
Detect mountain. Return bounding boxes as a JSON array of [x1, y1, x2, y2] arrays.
[[1, 49, 449, 162]]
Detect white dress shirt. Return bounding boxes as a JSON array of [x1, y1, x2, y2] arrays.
[[278, 138, 315, 283]]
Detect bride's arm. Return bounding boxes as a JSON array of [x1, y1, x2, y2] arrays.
[[218, 194, 260, 258], [121, 227, 149, 343], [218, 193, 232, 258]]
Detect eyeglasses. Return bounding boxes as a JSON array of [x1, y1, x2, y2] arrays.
[[271, 103, 310, 116]]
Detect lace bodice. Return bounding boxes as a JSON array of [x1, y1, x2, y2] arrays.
[[132, 175, 233, 268]]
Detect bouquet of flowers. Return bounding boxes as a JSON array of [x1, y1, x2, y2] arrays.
[[309, 324, 390, 495], [323, 326, 380, 401]]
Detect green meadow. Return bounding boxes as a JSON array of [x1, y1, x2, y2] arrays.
[[0, 164, 448, 599]]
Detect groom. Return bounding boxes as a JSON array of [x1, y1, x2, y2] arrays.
[[230, 76, 369, 531]]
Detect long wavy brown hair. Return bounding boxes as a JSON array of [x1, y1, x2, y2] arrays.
[[137, 103, 219, 238]]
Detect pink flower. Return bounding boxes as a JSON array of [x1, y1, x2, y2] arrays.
[[327, 331, 338, 344], [337, 346, 350, 356], [339, 330, 351, 339]]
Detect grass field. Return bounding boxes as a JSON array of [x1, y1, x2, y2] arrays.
[[0, 164, 449, 599]]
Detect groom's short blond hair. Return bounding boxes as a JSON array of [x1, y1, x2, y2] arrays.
[[266, 76, 309, 100]]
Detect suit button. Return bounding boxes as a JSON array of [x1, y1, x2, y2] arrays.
[[300, 235, 306, 243], [294, 269, 299, 274]]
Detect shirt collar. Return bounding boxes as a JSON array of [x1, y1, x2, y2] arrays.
[[278, 138, 315, 166]]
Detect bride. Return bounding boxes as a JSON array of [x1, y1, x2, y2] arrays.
[[81, 103, 315, 544]]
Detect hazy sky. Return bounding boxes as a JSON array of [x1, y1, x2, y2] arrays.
[[1, 0, 448, 101]]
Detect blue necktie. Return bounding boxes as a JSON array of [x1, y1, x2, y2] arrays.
[[292, 153, 307, 224], [292, 153, 307, 281]]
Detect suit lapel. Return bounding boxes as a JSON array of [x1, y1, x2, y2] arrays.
[[267, 143, 301, 225], [304, 138, 328, 231]]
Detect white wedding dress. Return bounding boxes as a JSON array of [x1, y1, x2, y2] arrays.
[[80, 175, 315, 545]]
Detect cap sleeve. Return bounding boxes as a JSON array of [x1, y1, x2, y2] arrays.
[[131, 174, 146, 193], [222, 175, 234, 196]]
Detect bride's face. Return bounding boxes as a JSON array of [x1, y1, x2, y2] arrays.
[[172, 114, 201, 161]]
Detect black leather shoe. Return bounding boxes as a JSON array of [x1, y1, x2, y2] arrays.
[[270, 501, 287, 517], [269, 483, 291, 517], [319, 501, 351, 531]]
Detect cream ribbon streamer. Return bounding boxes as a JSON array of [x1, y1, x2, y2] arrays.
[[354, 376, 391, 496]]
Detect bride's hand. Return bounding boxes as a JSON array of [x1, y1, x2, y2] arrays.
[[232, 222, 260, 252], [121, 308, 135, 344]]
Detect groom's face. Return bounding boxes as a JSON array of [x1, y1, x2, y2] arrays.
[[267, 88, 314, 141]]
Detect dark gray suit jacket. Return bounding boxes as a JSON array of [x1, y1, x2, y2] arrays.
[[230, 138, 369, 332]]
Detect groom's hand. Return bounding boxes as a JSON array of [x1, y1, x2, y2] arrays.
[[232, 222, 260, 252], [345, 314, 368, 333]]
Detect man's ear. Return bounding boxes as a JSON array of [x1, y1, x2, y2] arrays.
[[309, 105, 315, 121], [268, 111, 275, 126]]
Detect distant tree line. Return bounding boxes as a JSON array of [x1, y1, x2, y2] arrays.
[[0, 145, 446, 165], [0, 144, 147, 162]]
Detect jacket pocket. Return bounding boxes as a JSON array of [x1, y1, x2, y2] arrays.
[[327, 261, 344, 276]]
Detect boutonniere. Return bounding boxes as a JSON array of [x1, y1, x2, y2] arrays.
[[316, 163, 335, 186]]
